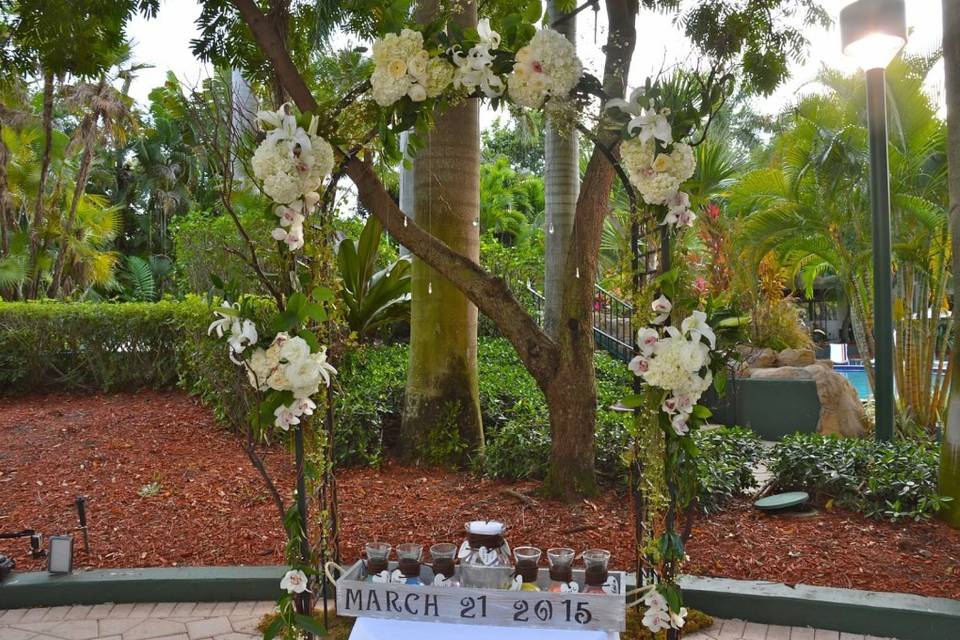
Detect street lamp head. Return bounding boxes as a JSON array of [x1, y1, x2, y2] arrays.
[[840, 0, 907, 70]]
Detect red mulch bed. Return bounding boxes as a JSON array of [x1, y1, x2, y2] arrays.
[[2, 391, 959, 601]]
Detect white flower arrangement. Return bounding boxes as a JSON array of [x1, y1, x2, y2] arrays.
[[507, 28, 582, 109], [251, 105, 333, 251], [629, 302, 716, 437], [252, 106, 333, 206], [451, 18, 505, 98], [620, 136, 696, 207], [247, 333, 337, 398], [370, 29, 454, 106]]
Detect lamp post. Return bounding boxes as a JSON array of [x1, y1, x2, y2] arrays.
[[840, 0, 906, 442]]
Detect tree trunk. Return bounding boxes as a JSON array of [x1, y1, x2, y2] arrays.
[[543, 1, 580, 339], [401, 0, 483, 466], [398, 131, 414, 257], [940, 0, 960, 528], [0, 122, 10, 257], [49, 110, 99, 298], [27, 70, 55, 299]]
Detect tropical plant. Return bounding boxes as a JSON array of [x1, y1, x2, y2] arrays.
[[730, 56, 949, 432], [336, 215, 411, 339]]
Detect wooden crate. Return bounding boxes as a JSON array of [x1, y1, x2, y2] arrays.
[[333, 560, 626, 632]]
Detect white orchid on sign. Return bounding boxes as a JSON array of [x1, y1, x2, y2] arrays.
[[280, 569, 310, 594]]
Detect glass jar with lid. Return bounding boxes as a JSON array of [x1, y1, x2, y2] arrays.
[[458, 520, 513, 589]]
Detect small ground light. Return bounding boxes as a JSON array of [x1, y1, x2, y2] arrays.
[[48, 535, 74, 574]]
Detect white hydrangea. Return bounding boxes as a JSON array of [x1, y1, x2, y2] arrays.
[[507, 28, 582, 109], [370, 29, 453, 106], [640, 328, 712, 399], [620, 137, 696, 206], [251, 107, 334, 206]]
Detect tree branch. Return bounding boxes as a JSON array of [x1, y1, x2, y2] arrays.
[[344, 157, 558, 379], [229, 0, 560, 382]]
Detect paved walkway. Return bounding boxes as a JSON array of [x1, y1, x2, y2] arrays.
[[0, 602, 274, 640], [0, 605, 898, 640]]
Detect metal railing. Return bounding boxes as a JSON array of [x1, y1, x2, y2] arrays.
[[526, 282, 635, 363]]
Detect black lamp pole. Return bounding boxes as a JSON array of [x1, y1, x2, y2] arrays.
[[840, 0, 906, 442], [865, 66, 895, 441]]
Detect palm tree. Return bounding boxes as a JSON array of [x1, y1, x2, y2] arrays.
[[543, 0, 579, 339], [48, 72, 136, 297], [731, 56, 949, 433], [939, 0, 960, 528], [401, 0, 483, 464]]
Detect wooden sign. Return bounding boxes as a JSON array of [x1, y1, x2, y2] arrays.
[[333, 561, 626, 632]]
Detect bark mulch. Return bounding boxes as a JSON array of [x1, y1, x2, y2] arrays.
[[2, 391, 959, 601]]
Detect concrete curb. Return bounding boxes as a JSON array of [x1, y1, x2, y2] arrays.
[[0, 566, 286, 609], [678, 576, 960, 640], [3, 567, 959, 640]]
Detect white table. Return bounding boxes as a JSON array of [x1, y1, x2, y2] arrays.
[[349, 617, 620, 640]]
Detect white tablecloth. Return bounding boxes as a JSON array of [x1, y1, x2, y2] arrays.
[[349, 617, 619, 640]]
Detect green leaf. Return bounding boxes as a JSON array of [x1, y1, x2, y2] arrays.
[[294, 613, 328, 636], [522, 0, 542, 23], [312, 286, 335, 302], [692, 405, 713, 419], [619, 394, 645, 408], [262, 615, 284, 640], [714, 368, 728, 395], [304, 303, 327, 322]]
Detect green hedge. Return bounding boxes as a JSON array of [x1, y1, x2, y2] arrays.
[[769, 433, 950, 521], [0, 298, 273, 429], [0, 301, 184, 392]]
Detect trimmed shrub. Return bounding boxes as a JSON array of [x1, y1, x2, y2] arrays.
[[768, 433, 950, 521], [0, 297, 274, 430], [695, 426, 765, 513], [0, 301, 183, 392]]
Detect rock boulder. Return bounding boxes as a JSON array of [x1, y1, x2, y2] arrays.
[[803, 364, 867, 437], [776, 348, 816, 367]]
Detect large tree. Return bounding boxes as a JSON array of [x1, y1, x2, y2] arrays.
[[940, 0, 960, 527], [226, 0, 826, 499], [401, 0, 483, 463]]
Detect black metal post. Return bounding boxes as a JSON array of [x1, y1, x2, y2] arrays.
[[293, 425, 312, 636], [865, 66, 895, 441]]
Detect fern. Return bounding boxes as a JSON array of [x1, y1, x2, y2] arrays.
[[124, 255, 157, 302]]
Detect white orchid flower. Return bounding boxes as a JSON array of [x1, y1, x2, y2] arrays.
[[559, 581, 580, 593], [605, 87, 646, 116], [669, 607, 688, 629], [651, 295, 672, 324], [433, 573, 451, 587], [477, 18, 501, 48], [280, 569, 310, 594], [295, 397, 316, 417], [662, 191, 693, 227], [636, 327, 660, 355], [630, 104, 673, 145], [681, 310, 716, 348], [208, 301, 239, 337], [670, 412, 689, 436], [274, 404, 301, 431], [673, 394, 695, 415], [642, 605, 671, 633], [227, 319, 258, 359], [628, 355, 649, 377], [509, 575, 523, 591]]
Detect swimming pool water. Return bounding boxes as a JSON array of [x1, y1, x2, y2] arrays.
[[837, 367, 872, 399]]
